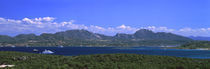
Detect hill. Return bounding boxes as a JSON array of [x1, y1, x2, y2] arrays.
[[0, 29, 192, 46], [178, 41, 210, 49]]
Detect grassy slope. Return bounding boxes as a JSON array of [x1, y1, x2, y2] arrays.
[[0, 51, 210, 69]]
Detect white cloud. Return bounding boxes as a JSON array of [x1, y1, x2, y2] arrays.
[[208, 28, 210, 31], [117, 24, 130, 29], [22, 17, 55, 24], [7, 19, 22, 23], [0, 17, 6, 22], [33, 17, 55, 22], [0, 17, 210, 37], [90, 25, 105, 30], [22, 18, 36, 24], [41, 17, 55, 21], [179, 28, 193, 32], [141, 26, 174, 33], [175, 27, 210, 37]]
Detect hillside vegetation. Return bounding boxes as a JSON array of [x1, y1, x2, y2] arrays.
[[178, 41, 210, 49], [0, 51, 210, 69]]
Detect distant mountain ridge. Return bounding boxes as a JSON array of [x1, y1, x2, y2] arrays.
[[0, 29, 192, 46], [189, 36, 210, 41]]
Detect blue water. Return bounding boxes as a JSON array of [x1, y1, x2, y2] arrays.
[[1, 46, 210, 59]]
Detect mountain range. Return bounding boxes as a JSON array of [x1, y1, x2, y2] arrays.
[[189, 36, 210, 41], [0, 29, 193, 47]]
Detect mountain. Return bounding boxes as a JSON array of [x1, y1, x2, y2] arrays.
[[0, 29, 193, 46], [54, 29, 103, 40], [189, 36, 210, 41], [113, 29, 192, 41], [0, 35, 15, 43], [133, 29, 192, 41], [134, 29, 156, 39], [114, 33, 134, 39]]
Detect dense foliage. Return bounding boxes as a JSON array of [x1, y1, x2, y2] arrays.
[[0, 29, 192, 47], [0, 51, 210, 69], [178, 41, 210, 49]]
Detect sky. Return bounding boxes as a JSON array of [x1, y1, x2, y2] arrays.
[[0, 0, 209, 37]]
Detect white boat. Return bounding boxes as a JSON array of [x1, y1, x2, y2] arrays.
[[42, 49, 54, 54], [11, 46, 16, 48], [59, 45, 64, 48], [33, 49, 39, 52]]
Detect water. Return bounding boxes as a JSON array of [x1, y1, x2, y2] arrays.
[[1, 46, 210, 59]]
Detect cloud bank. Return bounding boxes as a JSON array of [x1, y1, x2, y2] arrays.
[[0, 17, 210, 37]]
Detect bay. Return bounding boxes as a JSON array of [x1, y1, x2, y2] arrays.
[[1, 46, 210, 59]]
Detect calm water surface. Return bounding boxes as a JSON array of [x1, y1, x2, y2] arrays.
[[1, 46, 210, 59]]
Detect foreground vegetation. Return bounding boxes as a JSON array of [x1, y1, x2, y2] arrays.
[[0, 51, 210, 69]]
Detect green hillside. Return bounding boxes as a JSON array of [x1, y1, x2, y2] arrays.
[[0, 51, 209, 69], [178, 41, 210, 49]]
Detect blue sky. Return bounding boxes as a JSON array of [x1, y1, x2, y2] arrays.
[[0, 0, 210, 36]]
